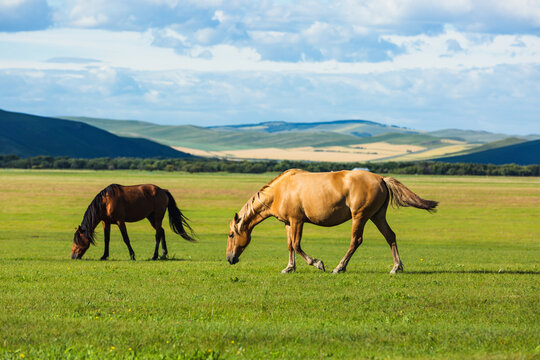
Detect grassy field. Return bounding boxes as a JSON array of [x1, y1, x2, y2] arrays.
[[0, 170, 539, 359]]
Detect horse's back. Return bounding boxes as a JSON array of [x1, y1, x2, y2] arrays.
[[271, 170, 386, 225], [105, 184, 168, 222]]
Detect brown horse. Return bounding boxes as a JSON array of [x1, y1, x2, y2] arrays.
[[71, 184, 195, 260], [227, 169, 438, 274]]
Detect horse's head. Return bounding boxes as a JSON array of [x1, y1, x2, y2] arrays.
[[71, 226, 91, 259], [227, 213, 251, 265]]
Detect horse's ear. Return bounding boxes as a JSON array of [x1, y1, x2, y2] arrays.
[[234, 213, 239, 223]]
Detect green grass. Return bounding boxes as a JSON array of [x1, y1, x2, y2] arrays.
[[0, 170, 539, 359]]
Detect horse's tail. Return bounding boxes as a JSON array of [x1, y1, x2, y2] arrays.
[[383, 177, 438, 212], [165, 190, 196, 242]]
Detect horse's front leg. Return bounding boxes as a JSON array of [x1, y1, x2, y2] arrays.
[[117, 221, 136, 260], [281, 224, 296, 273], [100, 221, 111, 260], [290, 221, 325, 272]]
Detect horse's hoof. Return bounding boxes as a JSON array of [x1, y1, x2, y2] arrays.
[[151, 256, 158, 261], [100, 257, 108, 261], [332, 267, 345, 274], [314, 260, 325, 272], [281, 266, 295, 274]]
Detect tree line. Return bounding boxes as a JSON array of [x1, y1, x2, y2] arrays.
[[0, 154, 538, 176]]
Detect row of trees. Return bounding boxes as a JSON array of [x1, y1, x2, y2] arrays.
[[0, 155, 538, 176]]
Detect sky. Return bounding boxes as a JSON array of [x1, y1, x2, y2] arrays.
[[0, 0, 539, 134]]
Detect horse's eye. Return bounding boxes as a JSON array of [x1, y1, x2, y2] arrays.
[[228, 233, 233, 238]]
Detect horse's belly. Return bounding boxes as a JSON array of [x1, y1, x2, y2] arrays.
[[304, 206, 351, 227], [108, 201, 155, 222]]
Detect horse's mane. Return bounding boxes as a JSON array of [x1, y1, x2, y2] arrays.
[[236, 169, 301, 231], [77, 184, 120, 245]]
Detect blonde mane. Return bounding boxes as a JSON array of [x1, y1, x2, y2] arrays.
[[235, 169, 301, 231]]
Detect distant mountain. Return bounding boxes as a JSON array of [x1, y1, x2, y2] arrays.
[[438, 137, 527, 157], [210, 119, 415, 137], [435, 139, 540, 165], [0, 110, 193, 158], [62, 115, 538, 163], [427, 129, 539, 143], [428, 129, 514, 143], [66, 117, 445, 151], [64, 117, 370, 150]]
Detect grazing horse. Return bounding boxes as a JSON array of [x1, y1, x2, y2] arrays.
[[71, 184, 195, 260], [227, 169, 438, 274]]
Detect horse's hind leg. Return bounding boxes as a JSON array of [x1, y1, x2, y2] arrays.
[[290, 221, 325, 272], [148, 214, 160, 260], [100, 221, 111, 260], [371, 210, 403, 274], [117, 221, 136, 260], [159, 228, 167, 259], [332, 216, 367, 274], [149, 213, 167, 260]]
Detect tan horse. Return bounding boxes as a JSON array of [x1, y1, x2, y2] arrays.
[[71, 184, 195, 260], [227, 169, 438, 274]]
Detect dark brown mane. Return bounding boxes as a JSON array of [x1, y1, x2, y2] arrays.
[[76, 184, 120, 245]]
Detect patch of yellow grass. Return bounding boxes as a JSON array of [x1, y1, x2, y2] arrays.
[[174, 142, 428, 162], [389, 144, 478, 161], [441, 139, 466, 144]]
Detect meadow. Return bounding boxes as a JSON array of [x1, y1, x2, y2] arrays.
[[0, 169, 538, 359]]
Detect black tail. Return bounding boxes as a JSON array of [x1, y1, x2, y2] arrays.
[[165, 190, 196, 242]]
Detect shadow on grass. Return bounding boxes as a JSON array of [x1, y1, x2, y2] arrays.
[[339, 268, 540, 275], [142, 256, 193, 262], [403, 269, 540, 275]]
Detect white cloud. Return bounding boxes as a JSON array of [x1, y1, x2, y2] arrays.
[[212, 10, 225, 23], [0, 0, 539, 134], [1, 26, 539, 75]]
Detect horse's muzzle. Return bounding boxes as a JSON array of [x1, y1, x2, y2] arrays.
[[227, 254, 239, 265], [71, 252, 82, 260]]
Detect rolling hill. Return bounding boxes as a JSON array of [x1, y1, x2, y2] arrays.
[[61, 115, 538, 163], [0, 110, 193, 158], [427, 129, 539, 143], [65, 116, 445, 150], [435, 139, 540, 165], [210, 119, 414, 137]]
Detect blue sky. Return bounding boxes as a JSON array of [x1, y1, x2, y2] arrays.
[[0, 0, 539, 134]]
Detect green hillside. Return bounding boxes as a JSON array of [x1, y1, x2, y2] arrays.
[[351, 132, 444, 147], [442, 137, 527, 157], [211, 119, 414, 137], [65, 117, 384, 150], [436, 139, 540, 165], [65, 117, 443, 151], [0, 110, 193, 158], [427, 129, 514, 143]]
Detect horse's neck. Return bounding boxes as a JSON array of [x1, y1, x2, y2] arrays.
[[81, 200, 104, 234], [242, 191, 274, 231]]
